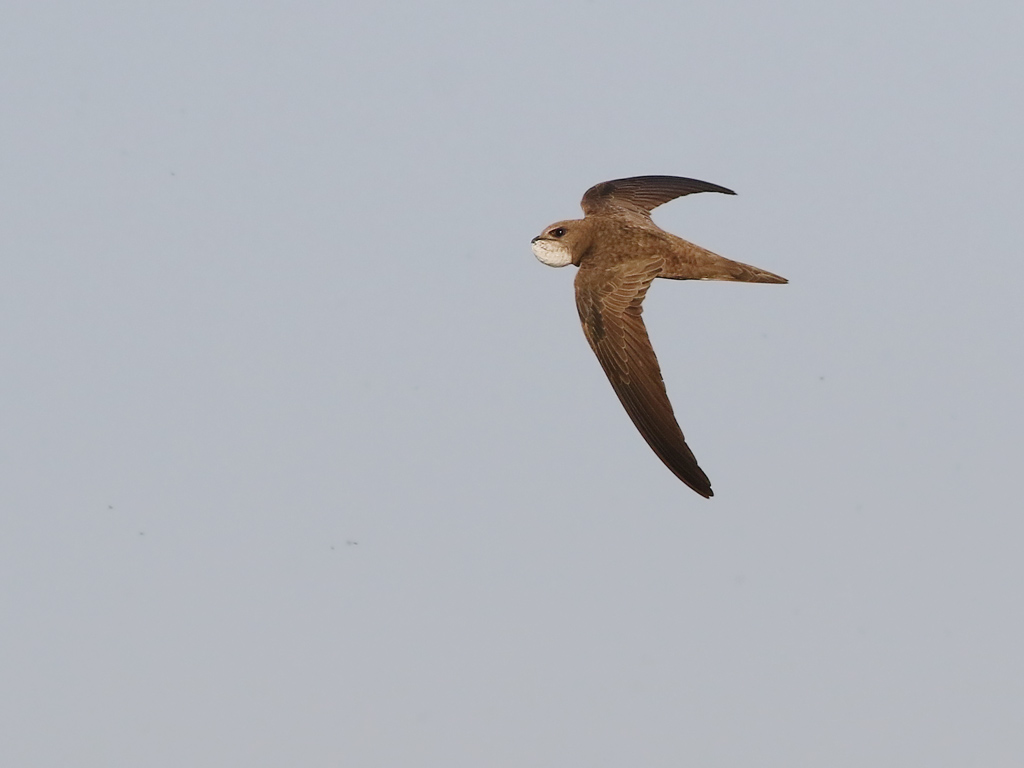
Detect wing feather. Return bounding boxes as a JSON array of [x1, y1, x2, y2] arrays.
[[574, 256, 714, 498], [581, 175, 735, 220]]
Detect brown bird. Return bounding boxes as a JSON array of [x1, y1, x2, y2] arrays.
[[532, 175, 787, 498]]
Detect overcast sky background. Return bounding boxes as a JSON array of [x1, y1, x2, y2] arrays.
[[2, 2, 1023, 766]]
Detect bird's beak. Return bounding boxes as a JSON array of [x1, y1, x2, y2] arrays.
[[531, 236, 542, 243]]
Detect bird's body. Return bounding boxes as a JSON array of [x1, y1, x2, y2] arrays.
[[532, 175, 787, 498]]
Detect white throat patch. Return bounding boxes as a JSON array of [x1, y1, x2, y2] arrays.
[[532, 239, 572, 268]]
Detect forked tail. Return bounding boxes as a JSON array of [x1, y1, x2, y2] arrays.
[[659, 240, 788, 284]]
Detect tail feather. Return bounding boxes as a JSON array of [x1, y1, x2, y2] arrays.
[[659, 239, 788, 284], [716, 259, 788, 284]]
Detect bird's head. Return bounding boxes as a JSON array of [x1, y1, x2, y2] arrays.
[[531, 220, 587, 267]]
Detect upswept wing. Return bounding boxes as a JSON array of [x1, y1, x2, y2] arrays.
[[581, 175, 735, 221]]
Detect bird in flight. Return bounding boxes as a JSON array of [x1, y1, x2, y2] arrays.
[[532, 175, 787, 498]]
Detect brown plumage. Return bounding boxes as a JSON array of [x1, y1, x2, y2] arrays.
[[531, 175, 787, 498]]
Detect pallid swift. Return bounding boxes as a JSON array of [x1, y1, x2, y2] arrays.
[[532, 175, 787, 498]]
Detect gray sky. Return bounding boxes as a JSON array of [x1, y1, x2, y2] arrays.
[[2, 1, 1023, 766]]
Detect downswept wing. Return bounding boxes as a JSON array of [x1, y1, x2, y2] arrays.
[[581, 175, 736, 221], [574, 255, 714, 498]]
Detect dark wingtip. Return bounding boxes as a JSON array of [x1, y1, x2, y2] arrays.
[[678, 472, 714, 498], [707, 183, 736, 196]]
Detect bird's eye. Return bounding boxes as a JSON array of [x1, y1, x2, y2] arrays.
[[551, 227, 567, 238]]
